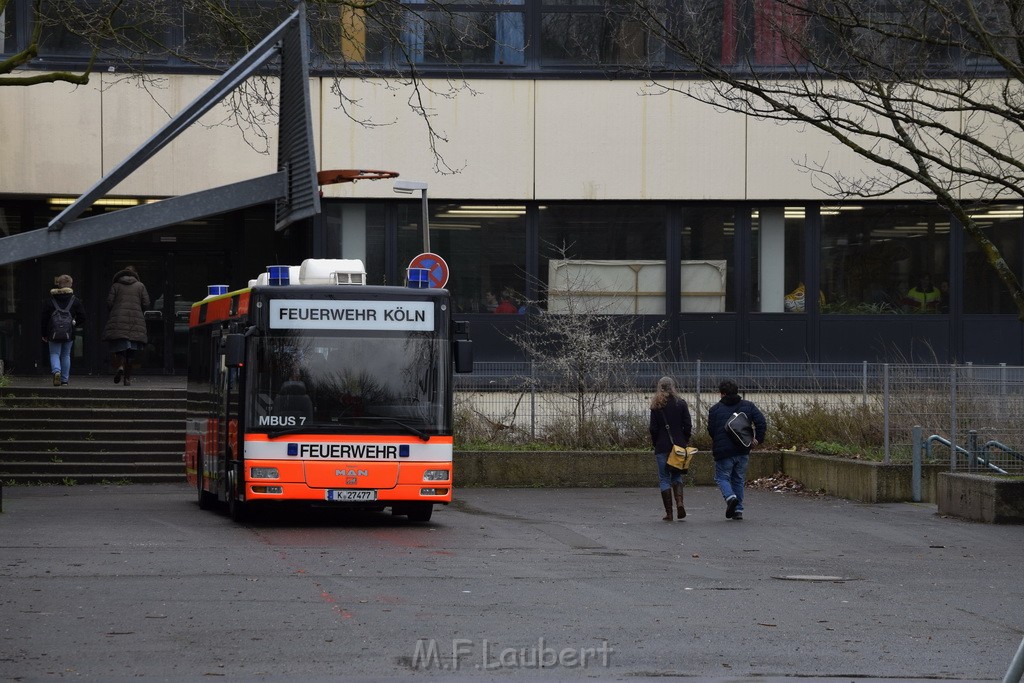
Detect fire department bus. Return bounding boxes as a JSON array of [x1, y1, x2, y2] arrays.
[[184, 259, 472, 522]]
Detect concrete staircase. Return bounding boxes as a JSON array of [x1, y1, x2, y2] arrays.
[[0, 382, 186, 485]]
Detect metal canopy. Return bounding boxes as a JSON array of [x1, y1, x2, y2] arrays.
[[0, 2, 320, 266]]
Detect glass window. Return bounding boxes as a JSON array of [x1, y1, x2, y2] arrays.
[[752, 206, 807, 312], [540, 11, 662, 66], [323, 203, 388, 286], [681, 206, 734, 312], [539, 204, 665, 313], [1, 3, 17, 55], [0, 207, 21, 317], [398, 202, 526, 314], [251, 331, 448, 435], [963, 205, 1023, 314], [36, 1, 173, 61], [393, 0, 525, 66], [820, 204, 950, 314]]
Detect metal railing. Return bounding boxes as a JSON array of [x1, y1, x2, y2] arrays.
[[455, 360, 1024, 473]]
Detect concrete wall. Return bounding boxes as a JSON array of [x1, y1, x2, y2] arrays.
[[455, 450, 951, 506], [937, 473, 1024, 523], [0, 75, 927, 202], [454, 451, 781, 488], [781, 452, 946, 504]]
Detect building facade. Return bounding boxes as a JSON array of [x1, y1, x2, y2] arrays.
[[2, 1, 1023, 376]]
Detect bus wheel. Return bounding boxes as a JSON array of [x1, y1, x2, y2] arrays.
[[406, 503, 433, 523], [227, 466, 247, 522], [196, 452, 215, 510]]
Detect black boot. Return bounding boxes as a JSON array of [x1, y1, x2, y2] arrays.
[[672, 482, 686, 519], [113, 353, 124, 384], [660, 489, 673, 521]]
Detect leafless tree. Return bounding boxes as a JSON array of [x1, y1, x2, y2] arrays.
[[592, 0, 1024, 318], [506, 244, 669, 445]]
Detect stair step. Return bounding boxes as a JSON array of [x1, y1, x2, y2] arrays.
[[1, 472, 185, 485], [0, 410, 184, 421], [0, 382, 188, 484], [0, 449, 183, 462], [0, 398, 185, 410], [0, 461, 182, 474], [0, 429, 185, 441]]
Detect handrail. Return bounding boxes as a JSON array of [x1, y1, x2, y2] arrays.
[[982, 440, 1024, 465], [925, 435, 1008, 474]]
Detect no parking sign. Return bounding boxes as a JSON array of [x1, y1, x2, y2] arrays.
[[408, 253, 449, 289]]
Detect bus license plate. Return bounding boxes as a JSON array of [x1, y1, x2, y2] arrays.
[[326, 489, 378, 502]]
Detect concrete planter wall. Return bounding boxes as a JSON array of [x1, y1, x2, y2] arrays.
[[454, 450, 946, 505], [454, 451, 781, 488], [937, 472, 1024, 523], [780, 452, 947, 504]]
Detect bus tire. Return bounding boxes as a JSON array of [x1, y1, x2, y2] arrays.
[[196, 450, 215, 510], [406, 503, 433, 523], [227, 465, 247, 523]]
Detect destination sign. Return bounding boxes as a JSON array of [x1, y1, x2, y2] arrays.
[[268, 300, 434, 331]]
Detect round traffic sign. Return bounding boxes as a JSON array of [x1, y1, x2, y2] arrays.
[[408, 252, 449, 289]]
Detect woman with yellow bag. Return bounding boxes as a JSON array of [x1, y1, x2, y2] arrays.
[[649, 376, 693, 521]]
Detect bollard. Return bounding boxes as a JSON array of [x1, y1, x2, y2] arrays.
[[912, 426, 922, 503], [1003, 635, 1024, 683], [968, 429, 978, 471]]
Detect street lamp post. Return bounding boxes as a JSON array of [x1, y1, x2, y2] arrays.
[[393, 180, 430, 253]]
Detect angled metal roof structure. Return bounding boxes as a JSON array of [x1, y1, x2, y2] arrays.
[[0, 2, 320, 266]]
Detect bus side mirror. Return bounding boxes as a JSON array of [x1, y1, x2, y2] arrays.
[[454, 339, 473, 374], [224, 333, 246, 367]]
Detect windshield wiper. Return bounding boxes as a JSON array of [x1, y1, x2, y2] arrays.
[[265, 424, 351, 439], [346, 416, 430, 441], [265, 418, 430, 441]]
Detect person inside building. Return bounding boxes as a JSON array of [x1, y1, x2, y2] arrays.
[[902, 274, 942, 313], [40, 274, 87, 386], [494, 288, 519, 314]]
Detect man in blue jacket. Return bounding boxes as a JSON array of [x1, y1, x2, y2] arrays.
[[707, 379, 767, 521]]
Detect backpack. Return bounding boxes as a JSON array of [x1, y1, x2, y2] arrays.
[[48, 296, 75, 342], [726, 410, 754, 448]]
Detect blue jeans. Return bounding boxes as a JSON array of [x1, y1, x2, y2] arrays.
[[655, 451, 684, 491], [714, 454, 749, 512], [48, 340, 73, 383]]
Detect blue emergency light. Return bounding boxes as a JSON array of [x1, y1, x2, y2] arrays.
[[407, 268, 429, 289]]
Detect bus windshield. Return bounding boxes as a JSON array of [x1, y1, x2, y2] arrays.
[[249, 332, 448, 435]]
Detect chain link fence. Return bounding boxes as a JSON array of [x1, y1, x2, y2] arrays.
[[455, 361, 1024, 473]]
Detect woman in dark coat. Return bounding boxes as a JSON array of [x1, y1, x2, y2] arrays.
[[648, 375, 692, 521], [102, 266, 150, 386]]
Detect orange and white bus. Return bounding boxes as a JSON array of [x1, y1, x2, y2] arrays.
[[184, 259, 472, 522]]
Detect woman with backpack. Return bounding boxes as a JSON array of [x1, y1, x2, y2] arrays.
[[102, 266, 150, 386], [648, 375, 692, 521], [40, 274, 87, 386]]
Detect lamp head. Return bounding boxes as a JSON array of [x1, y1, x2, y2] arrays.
[[393, 180, 428, 194]]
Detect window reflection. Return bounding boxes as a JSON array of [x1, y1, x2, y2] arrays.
[[752, 207, 807, 313], [681, 207, 733, 312], [820, 204, 949, 314], [963, 205, 1023, 314], [539, 204, 665, 312], [400, 0, 525, 66]]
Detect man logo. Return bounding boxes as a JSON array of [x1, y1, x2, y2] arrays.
[[335, 468, 368, 477], [346, 477, 357, 485]]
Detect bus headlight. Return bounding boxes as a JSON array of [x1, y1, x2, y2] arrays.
[[252, 485, 283, 494], [423, 469, 450, 481], [251, 467, 279, 479]]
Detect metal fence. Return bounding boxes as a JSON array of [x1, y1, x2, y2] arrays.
[[455, 361, 1024, 473]]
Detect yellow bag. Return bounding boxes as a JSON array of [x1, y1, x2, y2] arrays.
[[667, 445, 697, 472]]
